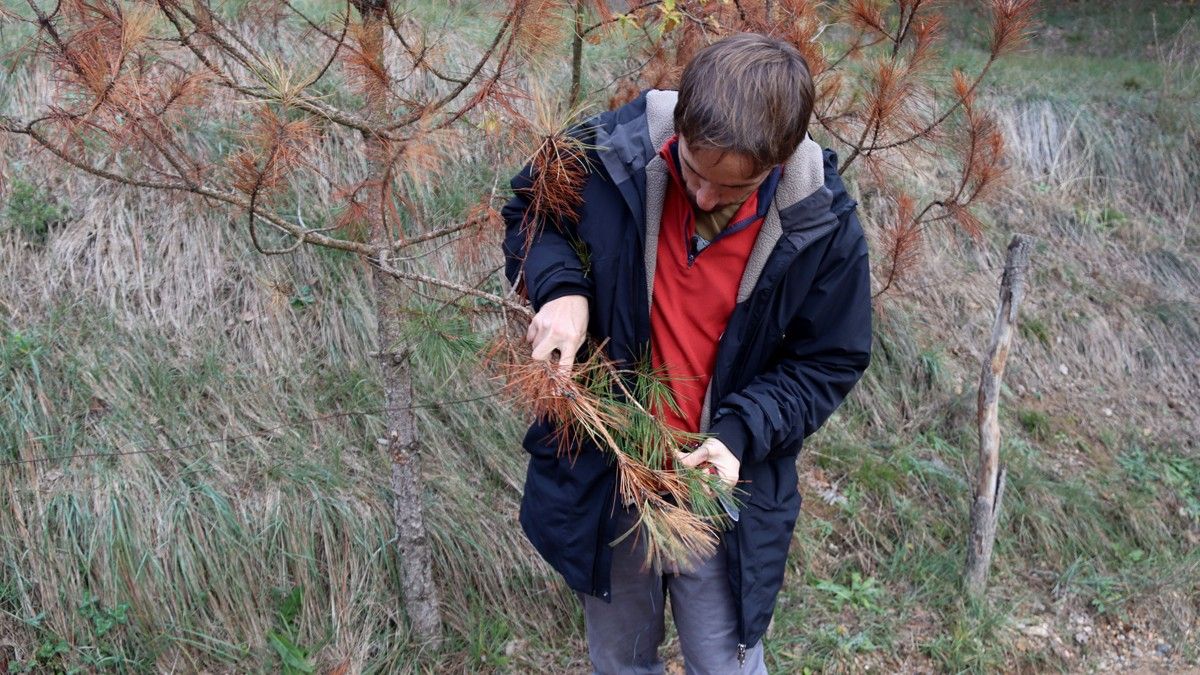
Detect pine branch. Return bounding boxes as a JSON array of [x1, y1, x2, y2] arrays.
[[4, 114, 378, 257], [383, 4, 518, 132], [156, 0, 390, 139], [391, 216, 492, 253], [488, 332, 734, 568], [375, 264, 532, 317]]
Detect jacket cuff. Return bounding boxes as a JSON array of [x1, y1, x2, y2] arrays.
[[709, 414, 751, 463], [538, 283, 592, 307]]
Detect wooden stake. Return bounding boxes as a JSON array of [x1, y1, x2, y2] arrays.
[[964, 234, 1033, 597]]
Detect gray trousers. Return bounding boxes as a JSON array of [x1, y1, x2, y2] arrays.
[[580, 506, 767, 675]]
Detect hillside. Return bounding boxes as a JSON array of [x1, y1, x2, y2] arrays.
[[1, 1, 1197, 672]]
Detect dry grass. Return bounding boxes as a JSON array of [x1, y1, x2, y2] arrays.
[[1, 4, 1198, 673], [0, 6, 588, 671]]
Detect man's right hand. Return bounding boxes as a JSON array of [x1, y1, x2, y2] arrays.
[[526, 294, 589, 370]]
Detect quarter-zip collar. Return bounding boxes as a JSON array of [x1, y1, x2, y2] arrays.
[[658, 134, 782, 264]]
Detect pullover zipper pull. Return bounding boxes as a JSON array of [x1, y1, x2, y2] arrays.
[[737, 643, 747, 668]]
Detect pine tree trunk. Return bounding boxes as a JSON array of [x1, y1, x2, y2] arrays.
[[964, 234, 1033, 597], [569, 0, 584, 107], [352, 0, 443, 648], [373, 266, 443, 647]]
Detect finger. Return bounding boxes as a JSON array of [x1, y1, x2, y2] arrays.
[[568, 335, 586, 356], [557, 346, 575, 370], [715, 460, 739, 487], [678, 447, 709, 468], [530, 337, 555, 361]]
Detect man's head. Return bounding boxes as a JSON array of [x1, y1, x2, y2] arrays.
[[673, 33, 814, 213]]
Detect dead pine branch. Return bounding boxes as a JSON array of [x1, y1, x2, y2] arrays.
[[964, 233, 1033, 597]]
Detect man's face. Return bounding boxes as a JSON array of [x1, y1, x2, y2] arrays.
[[677, 135, 772, 214]]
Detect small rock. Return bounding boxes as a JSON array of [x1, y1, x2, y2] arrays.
[[1103, 407, 1114, 417], [1074, 631, 1090, 645], [1059, 364, 1069, 375], [1156, 643, 1172, 657], [1020, 622, 1052, 639], [819, 487, 847, 506]]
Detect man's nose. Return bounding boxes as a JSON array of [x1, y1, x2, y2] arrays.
[[695, 185, 719, 211]]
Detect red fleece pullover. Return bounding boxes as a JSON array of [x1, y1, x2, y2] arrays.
[[650, 137, 779, 439]]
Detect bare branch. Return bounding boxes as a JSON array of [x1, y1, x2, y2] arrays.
[[391, 217, 489, 252], [383, 4, 470, 86], [374, 262, 532, 317], [156, 0, 389, 138], [5, 114, 377, 256], [384, 3, 518, 131]]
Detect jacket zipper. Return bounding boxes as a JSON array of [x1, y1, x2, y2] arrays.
[[736, 517, 750, 667], [722, 279, 775, 668], [592, 479, 617, 601]]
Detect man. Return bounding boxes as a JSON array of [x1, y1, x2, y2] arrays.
[[503, 33, 872, 673]]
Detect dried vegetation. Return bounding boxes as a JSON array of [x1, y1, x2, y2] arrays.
[[0, 1, 1198, 672]]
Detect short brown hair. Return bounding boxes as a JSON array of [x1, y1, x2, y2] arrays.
[[674, 33, 814, 172]]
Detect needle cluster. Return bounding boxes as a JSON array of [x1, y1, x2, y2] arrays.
[[487, 321, 736, 570]]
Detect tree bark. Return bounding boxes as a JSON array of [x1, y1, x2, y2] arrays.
[[569, 0, 585, 108], [964, 234, 1033, 597], [373, 264, 443, 647], [352, 0, 444, 648]]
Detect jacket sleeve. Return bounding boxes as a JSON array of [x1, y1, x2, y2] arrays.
[[708, 211, 873, 465], [501, 158, 594, 312]]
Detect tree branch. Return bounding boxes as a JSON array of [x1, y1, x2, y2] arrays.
[[157, 0, 389, 138], [374, 262, 531, 317], [3, 114, 378, 256], [581, 1, 663, 37], [384, 4, 516, 131]]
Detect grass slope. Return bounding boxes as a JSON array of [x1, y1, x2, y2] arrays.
[[1, 1, 1198, 672]]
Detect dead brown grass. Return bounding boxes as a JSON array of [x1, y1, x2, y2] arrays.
[[1, 7, 1198, 673]]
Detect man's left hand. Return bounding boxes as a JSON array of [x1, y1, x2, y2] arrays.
[[676, 438, 740, 489]]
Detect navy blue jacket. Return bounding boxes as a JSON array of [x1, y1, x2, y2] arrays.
[[502, 90, 872, 651]]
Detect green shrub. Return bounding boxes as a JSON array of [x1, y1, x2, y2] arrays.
[[3, 179, 68, 244]]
